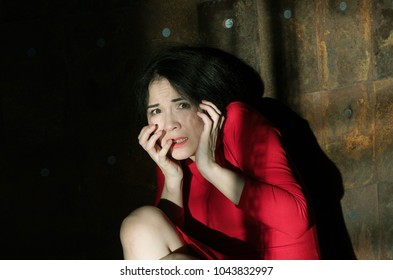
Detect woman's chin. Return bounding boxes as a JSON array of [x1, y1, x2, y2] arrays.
[[170, 150, 193, 161]]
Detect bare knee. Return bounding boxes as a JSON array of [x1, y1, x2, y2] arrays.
[[120, 206, 161, 243], [120, 206, 184, 259]]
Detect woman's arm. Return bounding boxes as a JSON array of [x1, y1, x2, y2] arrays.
[[231, 102, 311, 238], [160, 177, 184, 208], [138, 124, 184, 209], [198, 163, 245, 205], [197, 101, 311, 238], [155, 167, 185, 227], [195, 101, 247, 205]]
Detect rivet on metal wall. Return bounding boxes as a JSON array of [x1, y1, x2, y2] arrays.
[[223, 18, 234, 29], [339, 2, 347, 11], [40, 168, 50, 177], [107, 155, 117, 165], [27, 47, 37, 57], [97, 38, 106, 48], [344, 107, 353, 119], [348, 210, 356, 220], [162, 27, 171, 38], [283, 9, 292, 20]]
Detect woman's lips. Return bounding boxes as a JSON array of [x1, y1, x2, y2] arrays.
[[171, 137, 188, 148]]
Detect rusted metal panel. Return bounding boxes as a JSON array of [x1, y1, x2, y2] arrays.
[[198, 0, 237, 51], [317, 0, 372, 89], [197, 0, 262, 81], [372, 1, 393, 80], [232, 0, 261, 71], [265, 0, 372, 98], [341, 183, 379, 259], [378, 181, 393, 259], [253, 1, 275, 98], [269, 0, 321, 98], [324, 83, 375, 189], [374, 78, 393, 182], [142, 0, 199, 50]]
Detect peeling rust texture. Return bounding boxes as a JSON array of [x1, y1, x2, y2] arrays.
[[375, 78, 393, 182], [378, 181, 393, 260], [324, 83, 375, 189], [319, 0, 372, 89], [373, 1, 393, 80], [341, 184, 379, 260]]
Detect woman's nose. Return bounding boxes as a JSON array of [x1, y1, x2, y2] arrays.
[[163, 113, 179, 131]]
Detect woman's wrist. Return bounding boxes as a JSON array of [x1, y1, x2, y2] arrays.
[[161, 177, 184, 207], [200, 163, 245, 205], [164, 175, 183, 190], [198, 161, 220, 182]]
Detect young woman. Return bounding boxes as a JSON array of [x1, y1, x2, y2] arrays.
[[120, 46, 320, 260]]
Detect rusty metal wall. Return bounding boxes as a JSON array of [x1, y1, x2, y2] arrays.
[[1, 0, 392, 259], [260, 0, 393, 260]]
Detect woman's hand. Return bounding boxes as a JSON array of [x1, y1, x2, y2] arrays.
[[196, 100, 245, 205], [195, 100, 225, 178], [138, 124, 183, 183]]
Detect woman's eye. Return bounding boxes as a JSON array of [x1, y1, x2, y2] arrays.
[[150, 108, 160, 115], [178, 102, 191, 109]]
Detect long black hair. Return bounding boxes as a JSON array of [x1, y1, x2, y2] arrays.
[[134, 45, 264, 124]]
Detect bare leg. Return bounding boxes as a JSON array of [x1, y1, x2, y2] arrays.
[[120, 205, 196, 260], [160, 244, 199, 260]]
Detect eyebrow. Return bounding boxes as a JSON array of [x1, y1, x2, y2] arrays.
[[146, 98, 185, 109]]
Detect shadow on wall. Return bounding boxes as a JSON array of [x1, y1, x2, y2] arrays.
[[254, 97, 357, 260], [253, 0, 356, 259]]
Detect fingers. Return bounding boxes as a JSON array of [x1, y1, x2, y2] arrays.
[[201, 100, 221, 114], [145, 129, 163, 151], [138, 124, 162, 154], [199, 101, 221, 123], [197, 110, 212, 129], [198, 100, 225, 130], [138, 124, 175, 164], [158, 139, 173, 161], [137, 125, 181, 179], [138, 124, 157, 144]]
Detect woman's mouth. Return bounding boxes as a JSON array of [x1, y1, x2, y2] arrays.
[[172, 137, 188, 148]]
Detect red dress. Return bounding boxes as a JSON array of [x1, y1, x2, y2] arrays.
[[155, 101, 320, 259]]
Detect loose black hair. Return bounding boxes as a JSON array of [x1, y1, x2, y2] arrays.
[[134, 45, 264, 125]]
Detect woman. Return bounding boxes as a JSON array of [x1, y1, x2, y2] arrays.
[[120, 46, 320, 260]]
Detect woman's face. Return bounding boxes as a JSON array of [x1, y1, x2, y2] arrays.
[[146, 78, 204, 161]]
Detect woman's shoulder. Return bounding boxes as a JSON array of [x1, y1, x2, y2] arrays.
[[223, 101, 281, 142], [226, 101, 251, 112], [219, 101, 283, 168], [225, 101, 272, 126]]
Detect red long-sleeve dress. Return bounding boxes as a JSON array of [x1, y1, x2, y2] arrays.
[[155, 101, 320, 259]]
